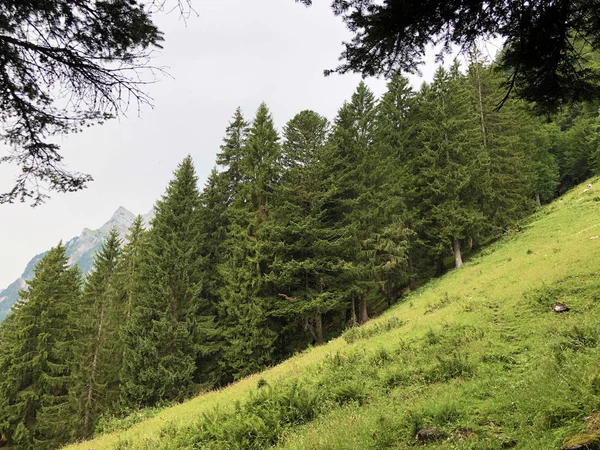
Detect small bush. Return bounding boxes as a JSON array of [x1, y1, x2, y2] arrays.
[[168, 381, 325, 450], [380, 367, 411, 389], [558, 325, 599, 352], [424, 329, 440, 345], [371, 347, 393, 366]]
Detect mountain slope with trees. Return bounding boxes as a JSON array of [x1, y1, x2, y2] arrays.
[[64, 175, 600, 449], [2, 58, 600, 449]]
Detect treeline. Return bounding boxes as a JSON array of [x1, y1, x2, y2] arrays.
[[1, 59, 599, 449]]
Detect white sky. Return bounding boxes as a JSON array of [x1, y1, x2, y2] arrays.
[[0, 0, 473, 288]]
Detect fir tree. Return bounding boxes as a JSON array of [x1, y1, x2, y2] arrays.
[[120, 156, 214, 407], [216, 107, 250, 198], [218, 103, 281, 380], [326, 82, 408, 324], [375, 73, 416, 293], [114, 216, 147, 322], [265, 110, 347, 347], [408, 64, 486, 269], [465, 56, 536, 233], [0, 244, 81, 449], [73, 229, 122, 435]]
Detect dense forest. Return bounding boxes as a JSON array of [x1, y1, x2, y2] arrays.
[[1, 58, 599, 449]]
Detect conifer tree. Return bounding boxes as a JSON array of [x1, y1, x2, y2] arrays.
[[216, 107, 250, 198], [0, 244, 81, 449], [202, 107, 250, 317], [218, 103, 281, 380], [196, 170, 230, 385], [73, 229, 122, 435], [120, 156, 214, 407], [408, 64, 486, 269], [266, 110, 346, 347], [326, 82, 409, 324], [465, 57, 536, 233], [375, 73, 417, 293], [115, 216, 147, 322]]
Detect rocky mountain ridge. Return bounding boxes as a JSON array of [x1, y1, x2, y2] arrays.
[[0, 207, 153, 321]]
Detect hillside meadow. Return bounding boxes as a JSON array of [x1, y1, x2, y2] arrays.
[[66, 178, 600, 450]]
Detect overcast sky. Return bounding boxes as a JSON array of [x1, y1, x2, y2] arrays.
[[0, 0, 478, 288]]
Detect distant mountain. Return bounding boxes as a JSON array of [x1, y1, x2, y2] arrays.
[[0, 207, 154, 322]]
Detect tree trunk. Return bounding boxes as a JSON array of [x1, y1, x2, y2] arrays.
[[407, 253, 415, 291], [453, 238, 463, 269], [476, 61, 487, 149], [84, 303, 105, 433], [349, 297, 357, 326], [535, 192, 542, 207], [436, 257, 445, 276], [314, 312, 323, 345], [359, 295, 369, 324]]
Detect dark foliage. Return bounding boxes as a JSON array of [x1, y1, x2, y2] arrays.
[[298, 0, 600, 111]]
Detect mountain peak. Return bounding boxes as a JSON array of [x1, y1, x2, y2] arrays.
[[1, 206, 147, 322], [100, 207, 136, 235], [112, 206, 133, 220]]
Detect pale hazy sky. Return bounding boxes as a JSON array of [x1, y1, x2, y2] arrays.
[[0, 0, 477, 288]]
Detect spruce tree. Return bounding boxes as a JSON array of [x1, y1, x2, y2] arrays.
[[465, 56, 536, 233], [218, 103, 281, 380], [375, 73, 416, 293], [120, 156, 214, 407], [73, 229, 122, 435], [216, 107, 250, 198], [265, 110, 347, 347], [326, 82, 409, 324], [114, 216, 147, 322], [408, 64, 486, 269], [0, 244, 81, 449]]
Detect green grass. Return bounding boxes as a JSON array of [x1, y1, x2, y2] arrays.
[[65, 178, 600, 450]]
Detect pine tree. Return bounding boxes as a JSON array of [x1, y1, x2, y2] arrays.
[[120, 156, 214, 407], [0, 244, 81, 449], [218, 103, 281, 380], [72, 229, 122, 435]]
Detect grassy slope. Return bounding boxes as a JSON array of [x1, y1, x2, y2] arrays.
[[66, 178, 600, 450]]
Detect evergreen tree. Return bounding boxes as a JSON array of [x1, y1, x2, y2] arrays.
[[216, 107, 250, 198], [72, 229, 122, 435], [120, 156, 214, 407], [114, 216, 147, 322], [265, 110, 346, 347], [375, 73, 417, 293], [218, 103, 281, 380], [326, 82, 409, 324], [465, 56, 536, 233], [408, 64, 486, 269], [196, 170, 230, 385], [0, 244, 81, 449]]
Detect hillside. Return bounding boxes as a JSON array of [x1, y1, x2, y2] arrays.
[[0, 207, 153, 322], [65, 179, 600, 450]]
